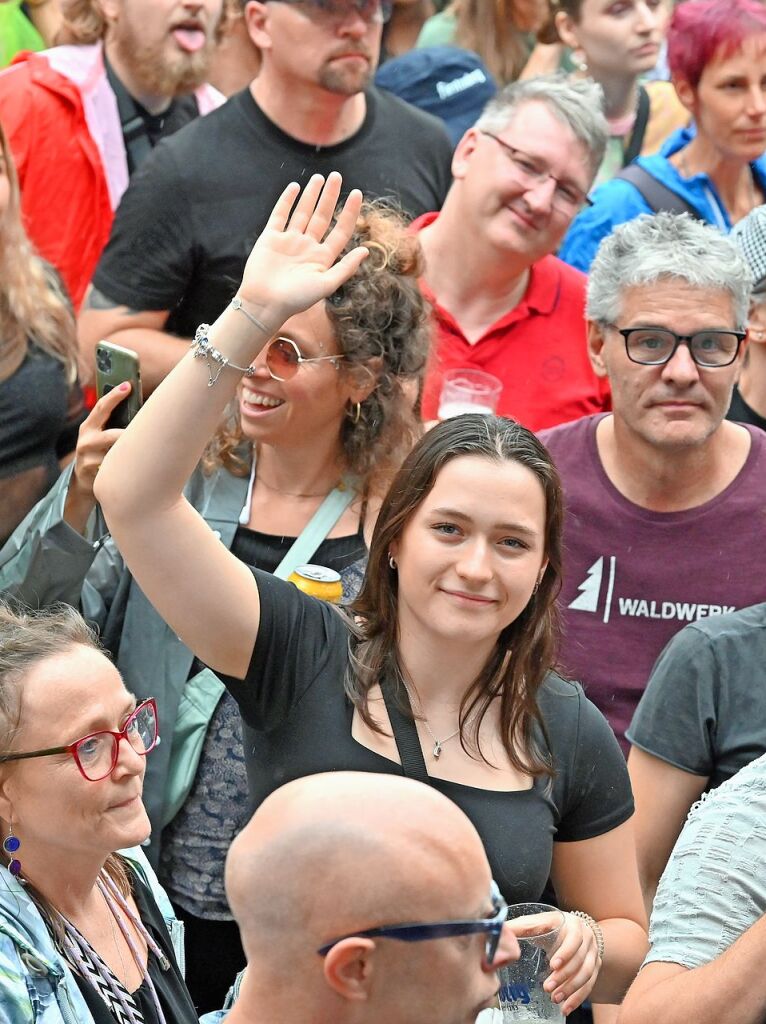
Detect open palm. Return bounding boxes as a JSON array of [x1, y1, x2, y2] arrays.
[[238, 172, 369, 324]]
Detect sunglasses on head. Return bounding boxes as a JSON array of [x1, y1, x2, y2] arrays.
[[265, 337, 345, 382]]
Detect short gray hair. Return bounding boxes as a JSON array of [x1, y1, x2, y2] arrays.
[[475, 74, 608, 178], [587, 213, 753, 329]]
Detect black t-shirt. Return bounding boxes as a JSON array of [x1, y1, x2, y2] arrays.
[[626, 603, 766, 789], [220, 570, 634, 903], [727, 384, 766, 432], [104, 55, 200, 175], [0, 344, 85, 546], [93, 87, 453, 338], [71, 865, 198, 1024]]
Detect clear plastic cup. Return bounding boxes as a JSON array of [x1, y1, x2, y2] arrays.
[[437, 368, 503, 419], [498, 904, 565, 1023]]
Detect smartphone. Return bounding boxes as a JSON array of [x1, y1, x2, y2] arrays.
[[95, 341, 143, 430]]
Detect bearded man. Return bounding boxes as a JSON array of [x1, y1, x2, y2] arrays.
[[0, 0, 226, 307]]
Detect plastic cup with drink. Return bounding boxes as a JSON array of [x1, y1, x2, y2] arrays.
[[498, 904, 565, 1023], [437, 368, 503, 420]]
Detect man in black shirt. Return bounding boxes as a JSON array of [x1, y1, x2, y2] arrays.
[[79, 0, 453, 392], [0, 0, 225, 308], [223, 771, 519, 1024]]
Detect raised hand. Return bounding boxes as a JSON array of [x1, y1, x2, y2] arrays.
[[236, 172, 369, 326]]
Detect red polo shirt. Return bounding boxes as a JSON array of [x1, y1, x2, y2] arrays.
[[415, 213, 611, 430]]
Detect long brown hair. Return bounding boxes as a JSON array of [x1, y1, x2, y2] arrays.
[[0, 125, 78, 385], [454, 0, 548, 84], [0, 603, 131, 942], [348, 415, 563, 779], [203, 203, 431, 498]]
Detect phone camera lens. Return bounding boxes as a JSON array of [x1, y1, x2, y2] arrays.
[[97, 349, 112, 373]]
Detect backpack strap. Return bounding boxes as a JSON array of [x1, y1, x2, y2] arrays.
[[622, 85, 650, 167], [615, 163, 700, 218]]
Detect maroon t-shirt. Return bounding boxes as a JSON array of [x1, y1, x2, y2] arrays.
[[540, 414, 766, 750]]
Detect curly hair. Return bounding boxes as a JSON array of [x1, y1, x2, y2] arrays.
[[203, 203, 431, 497]]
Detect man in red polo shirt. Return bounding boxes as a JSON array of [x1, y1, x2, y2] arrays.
[[417, 75, 611, 431]]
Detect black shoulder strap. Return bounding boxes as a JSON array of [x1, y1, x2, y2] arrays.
[[380, 677, 430, 785], [623, 85, 650, 167], [615, 163, 700, 218], [104, 56, 152, 172]]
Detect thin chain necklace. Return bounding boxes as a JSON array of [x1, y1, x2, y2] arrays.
[[401, 681, 462, 760]]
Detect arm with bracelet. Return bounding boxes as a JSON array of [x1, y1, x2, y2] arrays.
[[95, 173, 369, 678]]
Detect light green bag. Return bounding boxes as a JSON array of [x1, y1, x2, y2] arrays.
[[0, 1, 45, 68], [162, 478, 356, 827], [162, 667, 226, 827]]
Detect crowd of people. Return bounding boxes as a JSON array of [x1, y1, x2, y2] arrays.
[[0, 0, 765, 1022]]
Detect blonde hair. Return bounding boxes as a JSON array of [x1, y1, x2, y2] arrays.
[[0, 126, 78, 384], [454, 0, 544, 84]]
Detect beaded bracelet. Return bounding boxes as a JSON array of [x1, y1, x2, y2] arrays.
[[191, 324, 258, 387], [570, 910, 605, 960]]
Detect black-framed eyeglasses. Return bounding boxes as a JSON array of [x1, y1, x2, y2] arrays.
[[614, 326, 746, 368], [479, 131, 593, 216], [0, 699, 159, 782], [317, 880, 508, 963], [269, 0, 392, 24]]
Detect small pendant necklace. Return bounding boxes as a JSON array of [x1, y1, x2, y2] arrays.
[[402, 682, 461, 760]]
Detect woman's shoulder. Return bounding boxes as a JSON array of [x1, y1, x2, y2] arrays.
[[537, 671, 615, 748]]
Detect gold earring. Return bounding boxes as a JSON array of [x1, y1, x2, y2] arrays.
[[347, 401, 361, 424]]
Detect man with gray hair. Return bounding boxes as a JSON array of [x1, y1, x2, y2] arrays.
[[417, 75, 611, 430], [540, 212, 766, 750]]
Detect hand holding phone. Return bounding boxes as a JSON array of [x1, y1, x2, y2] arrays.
[[95, 341, 143, 429]]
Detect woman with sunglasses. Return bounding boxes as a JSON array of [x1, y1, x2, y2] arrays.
[[96, 173, 648, 1018], [0, 203, 427, 1012], [0, 602, 198, 1024]]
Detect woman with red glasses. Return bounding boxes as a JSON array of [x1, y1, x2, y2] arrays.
[[0, 201, 428, 1012], [96, 173, 648, 1018], [0, 602, 198, 1024]]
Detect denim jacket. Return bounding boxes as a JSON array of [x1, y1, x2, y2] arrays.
[[0, 848, 184, 1024]]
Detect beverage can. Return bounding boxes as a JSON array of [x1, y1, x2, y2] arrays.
[[288, 564, 343, 604]]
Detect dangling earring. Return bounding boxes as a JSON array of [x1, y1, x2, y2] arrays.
[[388, 553, 397, 570], [347, 401, 361, 425], [573, 49, 588, 74], [3, 821, 21, 877]]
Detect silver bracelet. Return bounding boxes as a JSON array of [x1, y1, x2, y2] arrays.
[[191, 324, 257, 388], [570, 911, 605, 960], [230, 296, 271, 334]]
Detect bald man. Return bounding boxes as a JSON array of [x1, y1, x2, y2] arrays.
[[222, 772, 519, 1024]]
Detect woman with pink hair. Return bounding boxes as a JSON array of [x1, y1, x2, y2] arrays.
[[560, 0, 766, 271]]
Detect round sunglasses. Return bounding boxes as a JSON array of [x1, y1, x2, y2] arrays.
[[265, 337, 345, 382]]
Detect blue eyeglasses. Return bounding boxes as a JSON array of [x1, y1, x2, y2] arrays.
[[317, 881, 508, 963]]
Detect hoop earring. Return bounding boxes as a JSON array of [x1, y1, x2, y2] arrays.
[[388, 554, 397, 570], [347, 401, 361, 425], [3, 821, 21, 877]]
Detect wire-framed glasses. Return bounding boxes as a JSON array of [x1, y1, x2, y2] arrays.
[[479, 131, 593, 215], [615, 326, 746, 368], [317, 880, 508, 963], [0, 699, 159, 782], [266, 337, 345, 382]]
